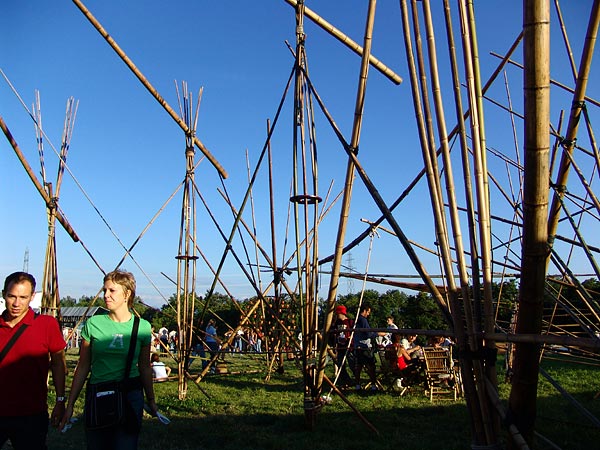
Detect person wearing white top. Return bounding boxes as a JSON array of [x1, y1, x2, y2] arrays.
[[151, 353, 171, 382]]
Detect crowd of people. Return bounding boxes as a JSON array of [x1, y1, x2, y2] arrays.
[[331, 302, 453, 392]]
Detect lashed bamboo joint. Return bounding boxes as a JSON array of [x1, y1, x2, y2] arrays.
[[290, 194, 322, 204]]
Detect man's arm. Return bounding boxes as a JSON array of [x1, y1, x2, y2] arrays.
[[49, 349, 67, 427]]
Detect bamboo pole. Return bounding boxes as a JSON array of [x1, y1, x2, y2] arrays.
[[507, 1, 551, 447], [283, 0, 401, 85], [410, 0, 456, 302], [174, 83, 202, 400], [323, 374, 379, 435], [553, 0, 579, 82], [39, 96, 78, 317], [547, 0, 600, 242], [441, 1, 489, 443], [318, 0, 378, 399], [263, 118, 277, 371], [70, 0, 227, 179], [457, 3, 502, 443], [460, 0, 497, 369], [485, 332, 600, 350]]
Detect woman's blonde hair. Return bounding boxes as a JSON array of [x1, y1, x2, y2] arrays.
[[104, 269, 136, 308]]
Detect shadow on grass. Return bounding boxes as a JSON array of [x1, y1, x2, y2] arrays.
[[53, 351, 599, 449], [140, 408, 470, 450]]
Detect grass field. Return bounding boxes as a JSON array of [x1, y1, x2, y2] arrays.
[[46, 349, 600, 450]]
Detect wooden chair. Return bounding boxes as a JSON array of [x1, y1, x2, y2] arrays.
[[422, 346, 458, 401]]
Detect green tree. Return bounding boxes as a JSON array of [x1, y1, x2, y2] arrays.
[[401, 291, 446, 331], [60, 296, 78, 307], [491, 279, 519, 327]]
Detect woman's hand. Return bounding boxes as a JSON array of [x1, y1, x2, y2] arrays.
[[59, 404, 74, 431], [147, 397, 159, 416]]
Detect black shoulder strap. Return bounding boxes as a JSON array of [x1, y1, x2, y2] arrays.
[[0, 323, 30, 365], [123, 316, 140, 380]]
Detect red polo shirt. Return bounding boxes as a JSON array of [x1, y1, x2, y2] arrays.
[[0, 308, 66, 417]]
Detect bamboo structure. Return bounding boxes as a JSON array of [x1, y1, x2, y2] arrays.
[[288, 0, 324, 428], [174, 83, 202, 400], [33, 94, 78, 318]]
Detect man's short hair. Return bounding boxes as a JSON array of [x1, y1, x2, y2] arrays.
[[359, 303, 372, 314], [3, 272, 36, 294]]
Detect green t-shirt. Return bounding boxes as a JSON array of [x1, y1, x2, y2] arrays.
[[82, 314, 152, 384]]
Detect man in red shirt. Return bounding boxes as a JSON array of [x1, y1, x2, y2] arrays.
[[0, 272, 67, 450]]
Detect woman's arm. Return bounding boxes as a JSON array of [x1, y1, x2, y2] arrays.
[[139, 343, 158, 415], [59, 339, 91, 430]]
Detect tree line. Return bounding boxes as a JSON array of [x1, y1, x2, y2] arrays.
[[60, 277, 600, 338], [59, 279, 551, 335]]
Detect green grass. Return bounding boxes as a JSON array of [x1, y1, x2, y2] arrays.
[[47, 350, 600, 450]]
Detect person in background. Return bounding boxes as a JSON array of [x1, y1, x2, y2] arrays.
[[386, 333, 412, 373], [353, 304, 386, 391], [60, 269, 158, 449], [158, 328, 169, 351], [255, 330, 263, 353], [203, 318, 220, 373], [151, 353, 172, 382], [427, 335, 446, 349], [332, 304, 354, 388], [382, 315, 398, 347], [402, 334, 422, 358], [0, 272, 67, 450]]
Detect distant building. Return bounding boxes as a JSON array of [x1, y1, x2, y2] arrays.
[[60, 306, 109, 349], [59, 306, 109, 329]]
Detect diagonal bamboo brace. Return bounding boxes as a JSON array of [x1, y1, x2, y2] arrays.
[[284, 0, 402, 85], [71, 0, 228, 179]]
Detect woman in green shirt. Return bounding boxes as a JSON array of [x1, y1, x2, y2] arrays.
[[61, 270, 158, 449]]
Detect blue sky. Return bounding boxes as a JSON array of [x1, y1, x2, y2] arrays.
[[2, 1, 599, 308]]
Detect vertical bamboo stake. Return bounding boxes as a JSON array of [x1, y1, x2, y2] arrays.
[[266, 119, 278, 372], [507, 1, 551, 447], [409, 0, 454, 299], [34, 95, 78, 318], [175, 83, 202, 400], [441, 0, 489, 444], [463, 2, 499, 399], [318, 1, 378, 407]]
